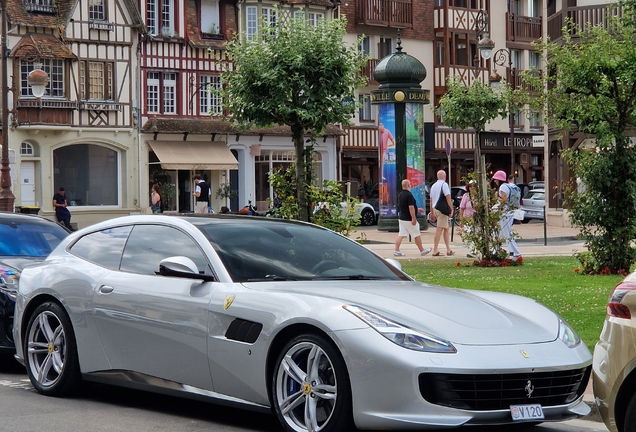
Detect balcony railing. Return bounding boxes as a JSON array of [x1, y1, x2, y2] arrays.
[[507, 13, 542, 43], [547, 4, 622, 42], [342, 125, 378, 150], [361, 59, 380, 85], [357, 0, 413, 28]]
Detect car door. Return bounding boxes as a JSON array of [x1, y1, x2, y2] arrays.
[[92, 223, 217, 390]]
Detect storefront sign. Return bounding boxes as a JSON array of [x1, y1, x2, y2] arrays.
[[480, 132, 535, 149], [370, 89, 430, 104]]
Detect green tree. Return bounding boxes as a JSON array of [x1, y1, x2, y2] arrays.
[[528, 4, 636, 273], [220, 16, 368, 221], [436, 77, 508, 260]]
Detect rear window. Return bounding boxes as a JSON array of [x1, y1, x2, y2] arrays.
[[523, 191, 545, 200], [0, 217, 68, 257]]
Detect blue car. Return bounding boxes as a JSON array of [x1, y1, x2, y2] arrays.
[[0, 212, 69, 354]]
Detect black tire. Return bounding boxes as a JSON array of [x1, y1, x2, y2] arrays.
[[24, 302, 81, 396], [271, 333, 353, 432], [625, 391, 636, 432], [360, 209, 375, 226]]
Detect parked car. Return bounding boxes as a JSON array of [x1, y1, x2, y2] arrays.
[[519, 189, 546, 223], [0, 212, 69, 354], [529, 181, 545, 190], [14, 215, 592, 431], [354, 201, 377, 226], [593, 270, 636, 432]]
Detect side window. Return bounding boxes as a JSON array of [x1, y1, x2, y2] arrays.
[[120, 225, 209, 276], [69, 226, 132, 269]]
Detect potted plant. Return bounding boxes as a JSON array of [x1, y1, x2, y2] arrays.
[[216, 182, 238, 209]]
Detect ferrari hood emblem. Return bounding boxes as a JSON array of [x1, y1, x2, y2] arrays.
[[520, 350, 529, 358], [223, 295, 235, 310]]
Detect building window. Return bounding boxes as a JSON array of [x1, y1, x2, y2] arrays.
[[308, 12, 323, 26], [435, 40, 444, 65], [529, 111, 542, 129], [200, 75, 222, 115], [246, 6, 258, 41], [20, 142, 34, 156], [378, 38, 392, 58], [514, 108, 523, 128], [147, 0, 174, 36], [89, 0, 106, 20], [147, 72, 177, 114], [201, 0, 220, 34], [359, 35, 370, 56], [262, 7, 277, 28], [20, 59, 64, 98], [358, 94, 372, 121], [453, 34, 468, 66], [79, 61, 114, 100], [53, 144, 119, 206], [255, 150, 322, 208], [529, 51, 541, 70]]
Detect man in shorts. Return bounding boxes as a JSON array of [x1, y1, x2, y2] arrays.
[[394, 179, 431, 257], [430, 170, 454, 256]]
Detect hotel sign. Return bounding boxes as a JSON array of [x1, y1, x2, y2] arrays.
[[480, 132, 535, 150]]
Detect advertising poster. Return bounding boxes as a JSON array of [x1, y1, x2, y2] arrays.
[[378, 104, 397, 216], [405, 103, 425, 212]]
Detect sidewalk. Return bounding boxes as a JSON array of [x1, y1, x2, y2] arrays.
[[353, 220, 585, 259], [352, 221, 603, 424]]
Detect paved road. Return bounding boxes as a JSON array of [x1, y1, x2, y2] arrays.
[[0, 356, 608, 432]]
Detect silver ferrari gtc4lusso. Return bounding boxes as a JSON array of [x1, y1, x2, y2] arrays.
[[13, 215, 591, 431]]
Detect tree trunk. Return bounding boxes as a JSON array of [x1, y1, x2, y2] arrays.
[[292, 124, 309, 222]]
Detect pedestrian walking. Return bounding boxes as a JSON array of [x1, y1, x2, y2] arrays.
[[459, 181, 477, 258], [492, 171, 522, 260], [193, 174, 210, 214], [394, 179, 431, 257], [430, 170, 454, 256]]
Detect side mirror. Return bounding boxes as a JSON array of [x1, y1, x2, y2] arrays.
[[158, 256, 215, 282]]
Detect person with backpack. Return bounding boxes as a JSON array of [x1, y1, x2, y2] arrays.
[[492, 171, 521, 260]]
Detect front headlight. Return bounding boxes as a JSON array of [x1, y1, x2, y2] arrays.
[[0, 267, 19, 286], [344, 305, 456, 353], [558, 318, 581, 348]]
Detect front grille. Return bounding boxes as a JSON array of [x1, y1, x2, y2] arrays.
[[419, 366, 591, 411]]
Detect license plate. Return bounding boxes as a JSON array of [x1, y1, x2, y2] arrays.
[[510, 404, 544, 421]]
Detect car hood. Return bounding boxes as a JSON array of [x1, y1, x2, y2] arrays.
[[244, 280, 560, 346], [0, 256, 43, 272]]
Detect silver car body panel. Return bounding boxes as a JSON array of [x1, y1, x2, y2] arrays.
[[13, 215, 592, 430], [520, 189, 546, 220]]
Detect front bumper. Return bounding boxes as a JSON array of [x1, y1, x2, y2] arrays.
[[0, 289, 16, 353], [334, 328, 592, 430]]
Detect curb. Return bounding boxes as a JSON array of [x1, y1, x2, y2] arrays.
[[517, 236, 581, 243]]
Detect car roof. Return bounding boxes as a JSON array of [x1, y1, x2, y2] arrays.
[[0, 211, 67, 227]]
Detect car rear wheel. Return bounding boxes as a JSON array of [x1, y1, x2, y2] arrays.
[[624, 391, 636, 432], [360, 209, 375, 226], [25, 302, 80, 396], [272, 334, 353, 432]]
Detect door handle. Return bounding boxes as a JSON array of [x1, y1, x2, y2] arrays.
[[98, 285, 114, 294]]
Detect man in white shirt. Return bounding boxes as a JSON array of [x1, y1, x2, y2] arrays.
[[429, 170, 454, 256]]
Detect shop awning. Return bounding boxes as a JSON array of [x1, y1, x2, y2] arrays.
[[147, 140, 238, 170]]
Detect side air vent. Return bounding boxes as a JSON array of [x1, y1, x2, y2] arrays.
[[225, 319, 263, 344]]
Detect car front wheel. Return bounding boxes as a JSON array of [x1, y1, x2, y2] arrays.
[[25, 302, 81, 396], [272, 334, 353, 432]]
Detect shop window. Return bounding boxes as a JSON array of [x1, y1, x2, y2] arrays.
[[53, 144, 119, 206]]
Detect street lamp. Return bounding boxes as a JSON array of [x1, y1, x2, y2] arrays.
[[0, 0, 49, 212], [478, 40, 516, 178], [473, 10, 493, 82]]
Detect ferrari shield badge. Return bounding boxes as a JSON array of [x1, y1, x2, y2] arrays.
[[520, 350, 529, 358], [223, 295, 235, 310]]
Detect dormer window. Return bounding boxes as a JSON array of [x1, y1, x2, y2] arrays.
[[23, 0, 57, 14], [201, 0, 220, 35], [89, 0, 106, 21]]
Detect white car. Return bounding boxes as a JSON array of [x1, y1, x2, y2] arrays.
[[14, 215, 592, 432]]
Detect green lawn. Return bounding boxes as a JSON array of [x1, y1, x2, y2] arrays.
[[399, 256, 623, 353]]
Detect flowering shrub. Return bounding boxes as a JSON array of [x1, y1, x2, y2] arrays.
[[471, 256, 523, 267]]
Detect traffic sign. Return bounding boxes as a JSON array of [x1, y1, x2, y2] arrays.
[[445, 139, 451, 157]]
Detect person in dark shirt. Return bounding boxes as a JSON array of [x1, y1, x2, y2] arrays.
[[394, 179, 431, 257], [52, 187, 75, 231]]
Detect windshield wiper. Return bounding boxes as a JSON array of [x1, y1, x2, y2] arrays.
[[313, 275, 384, 280], [246, 275, 300, 282]]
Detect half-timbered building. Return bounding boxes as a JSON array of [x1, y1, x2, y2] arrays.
[[5, 0, 143, 228], [139, 0, 340, 214]]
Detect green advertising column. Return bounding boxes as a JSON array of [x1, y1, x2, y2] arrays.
[[371, 33, 429, 232]]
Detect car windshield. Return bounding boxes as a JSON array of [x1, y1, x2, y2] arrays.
[[194, 220, 409, 282], [0, 218, 68, 257]]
